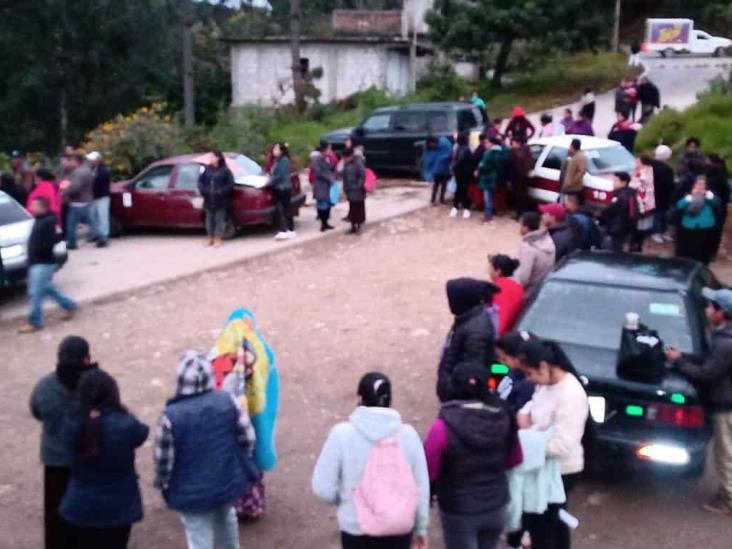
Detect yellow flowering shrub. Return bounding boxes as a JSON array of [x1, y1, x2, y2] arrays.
[[83, 103, 188, 177]]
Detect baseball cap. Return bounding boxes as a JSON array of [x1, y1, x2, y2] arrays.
[[538, 203, 566, 222], [10, 150, 22, 159], [702, 288, 732, 315], [86, 151, 102, 162]]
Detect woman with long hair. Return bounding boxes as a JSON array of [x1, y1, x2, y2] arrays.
[[488, 254, 525, 335], [60, 369, 148, 549], [517, 339, 589, 549], [198, 151, 234, 248], [270, 142, 296, 241]]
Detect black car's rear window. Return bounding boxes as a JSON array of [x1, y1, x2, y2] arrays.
[[0, 193, 31, 225], [520, 280, 693, 352]]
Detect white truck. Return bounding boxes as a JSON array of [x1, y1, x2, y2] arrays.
[[643, 18, 731, 57]]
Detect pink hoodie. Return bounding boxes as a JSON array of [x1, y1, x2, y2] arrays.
[[27, 180, 62, 223]]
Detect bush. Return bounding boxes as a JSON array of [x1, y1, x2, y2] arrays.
[[416, 60, 471, 102], [208, 106, 275, 164], [83, 103, 187, 178]]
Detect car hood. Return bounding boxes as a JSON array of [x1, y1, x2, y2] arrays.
[[111, 180, 131, 193], [0, 219, 33, 246], [321, 127, 354, 144], [560, 341, 699, 397]]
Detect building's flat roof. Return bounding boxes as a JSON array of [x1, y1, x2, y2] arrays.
[[223, 35, 412, 45]]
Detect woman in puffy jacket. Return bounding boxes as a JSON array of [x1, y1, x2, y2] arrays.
[[488, 254, 525, 335]]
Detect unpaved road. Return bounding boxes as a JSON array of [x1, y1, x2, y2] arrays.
[[2, 206, 732, 549]]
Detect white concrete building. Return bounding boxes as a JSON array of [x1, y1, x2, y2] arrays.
[[228, 37, 416, 107]]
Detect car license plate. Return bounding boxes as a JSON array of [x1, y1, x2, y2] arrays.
[[589, 396, 606, 423]]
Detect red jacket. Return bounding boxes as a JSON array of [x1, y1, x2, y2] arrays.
[[494, 277, 525, 335], [27, 180, 62, 224]]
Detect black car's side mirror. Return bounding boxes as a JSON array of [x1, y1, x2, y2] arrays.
[[354, 127, 366, 138]]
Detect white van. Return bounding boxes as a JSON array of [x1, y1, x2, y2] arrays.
[[643, 18, 731, 57]]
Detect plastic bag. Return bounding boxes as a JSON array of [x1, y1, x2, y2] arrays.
[[330, 182, 341, 205], [447, 176, 457, 194], [617, 323, 665, 384]]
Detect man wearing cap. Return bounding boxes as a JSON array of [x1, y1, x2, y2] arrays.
[[87, 151, 111, 247], [666, 288, 732, 515], [539, 202, 580, 262]]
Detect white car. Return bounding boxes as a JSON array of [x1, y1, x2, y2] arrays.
[[527, 135, 636, 210], [0, 191, 67, 286]]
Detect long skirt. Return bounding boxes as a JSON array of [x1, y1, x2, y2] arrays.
[[348, 200, 366, 225]]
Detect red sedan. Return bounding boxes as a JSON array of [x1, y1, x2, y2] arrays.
[[110, 153, 305, 238]]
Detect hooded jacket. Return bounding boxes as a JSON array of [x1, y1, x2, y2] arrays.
[[198, 164, 234, 210], [600, 186, 638, 238], [312, 406, 430, 536], [437, 279, 498, 402], [421, 136, 453, 182], [310, 151, 336, 202], [514, 229, 556, 296], [548, 222, 580, 262], [676, 323, 732, 412]]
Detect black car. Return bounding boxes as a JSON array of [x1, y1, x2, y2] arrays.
[[516, 251, 718, 476], [320, 102, 487, 173]]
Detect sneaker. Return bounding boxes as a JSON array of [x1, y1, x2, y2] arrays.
[[96, 240, 108, 248], [19, 323, 41, 334], [651, 234, 665, 244], [702, 497, 732, 515], [449, 207, 458, 218], [463, 209, 471, 219], [274, 232, 288, 241], [663, 233, 674, 242], [287, 231, 298, 239]]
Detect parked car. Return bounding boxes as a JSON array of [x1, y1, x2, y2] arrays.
[[109, 153, 305, 238], [527, 135, 636, 211], [320, 102, 487, 173], [514, 252, 717, 476], [643, 18, 731, 57], [0, 191, 67, 287]]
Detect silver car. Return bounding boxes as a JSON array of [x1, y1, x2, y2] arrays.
[[0, 191, 67, 286]]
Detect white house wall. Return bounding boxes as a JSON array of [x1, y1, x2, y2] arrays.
[[231, 42, 409, 106]]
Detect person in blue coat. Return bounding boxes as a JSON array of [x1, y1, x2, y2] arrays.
[[59, 369, 148, 549], [422, 135, 453, 205]]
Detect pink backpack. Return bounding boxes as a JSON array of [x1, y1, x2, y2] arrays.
[[352, 428, 419, 536], [364, 168, 377, 193]]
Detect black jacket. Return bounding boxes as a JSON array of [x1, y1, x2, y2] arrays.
[[638, 81, 660, 108], [198, 166, 234, 210], [93, 164, 111, 199], [28, 212, 60, 265], [549, 223, 580, 261], [436, 398, 512, 514], [650, 159, 675, 210], [600, 187, 637, 238], [452, 145, 475, 182]]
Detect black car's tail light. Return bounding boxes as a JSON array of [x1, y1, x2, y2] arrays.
[[646, 403, 705, 428]]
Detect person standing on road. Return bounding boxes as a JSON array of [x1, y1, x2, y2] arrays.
[[471, 88, 488, 119], [476, 136, 508, 224], [488, 254, 525, 335], [560, 109, 573, 134], [508, 138, 533, 218], [312, 372, 430, 549], [566, 111, 594, 137], [559, 139, 587, 198], [679, 137, 705, 179], [437, 278, 499, 402], [87, 152, 111, 248], [311, 142, 337, 232], [649, 145, 676, 244], [62, 154, 100, 250], [666, 288, 732, 515], [514, 212, 556, 296], [59, 369, 148, 549], [154, 351, 257, 549], [705, 154, 730, 259], [599, 172, 638, 253], [538, 114, 555, 138], [518, 339, 589, 549], [19, 196, 77, 333], [451, 131, 474, 219], [198, 151, 234, 248], [30, 336, 97, 549], [505, 107, 535, 143], [579, 88, 596, 122], [674, 175, 720, 265], [269, 142, 296, 241], [425, 363, 522, 549], [422, 135, 452, 206], [629, 41, 642, 67], [638, 76, 661, 123], [27, 169, 62, 224], [341, 147, 366, 235]]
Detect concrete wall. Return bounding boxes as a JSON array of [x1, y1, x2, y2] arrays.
[[231, 42, 411, 106]]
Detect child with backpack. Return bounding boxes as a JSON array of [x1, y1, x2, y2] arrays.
[[600, 172, 639, 253], [312, 373, 429, 549]]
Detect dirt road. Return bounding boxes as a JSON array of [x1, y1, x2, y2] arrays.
[[2, 206, 731, 548]]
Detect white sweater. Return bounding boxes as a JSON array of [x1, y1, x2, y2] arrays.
[[520, 374, 589, 475]]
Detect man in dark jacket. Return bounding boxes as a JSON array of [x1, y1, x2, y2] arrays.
[[87, 151, 111, 247], [679, 137, 705, 179], [638, 76, 661, 123], [539, 203, 580, 261], [666, 288, 732, 515], [600, 172, 638, 253], [508, 138, 533, 218], [155, 351, 256, 546], [19, 197, 76, 333], [310, 142, 336, 232], [563, 192, 601, 250], [437, 278, 499, 402], [649, 146, 675, 243]]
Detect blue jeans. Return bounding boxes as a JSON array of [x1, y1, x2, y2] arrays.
[[27, 264, 76, 327], [91, 196, 110, 241], [483, 189, 494, 220], [66, 204, 99, 247], [178, 504, 238, 549]]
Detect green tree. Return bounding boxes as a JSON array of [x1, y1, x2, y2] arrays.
[[426, 0, 612, 88]]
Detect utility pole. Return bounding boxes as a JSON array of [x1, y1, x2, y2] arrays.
[[290, 0, 305, 113], [612, 0, 621, 53], [182, 0, 195, 125]]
